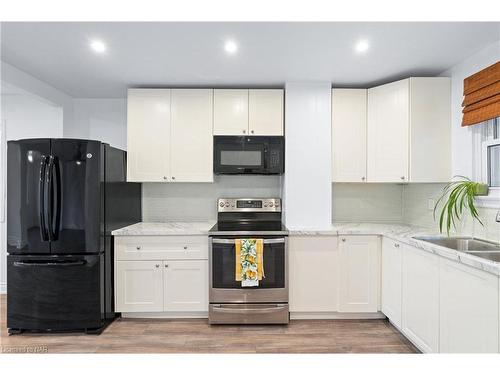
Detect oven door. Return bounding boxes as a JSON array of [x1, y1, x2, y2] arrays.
[[209, 237, 288, 303]]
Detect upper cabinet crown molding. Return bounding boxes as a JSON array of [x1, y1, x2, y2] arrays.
[[332, 77, 451, 183]]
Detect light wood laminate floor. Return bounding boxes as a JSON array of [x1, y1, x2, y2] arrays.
[[0, 295, 418, 353]]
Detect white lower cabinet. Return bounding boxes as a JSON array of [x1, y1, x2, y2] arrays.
[[401, 245, 440, 353], [163, 260, 208, 312], [115, 236, 208, 315], [381, 238, 402, 329], [338, 236, 380, 313], [289, 236, 339, 312], [439, 258, 499, 353], [116, 260, 164, 312]]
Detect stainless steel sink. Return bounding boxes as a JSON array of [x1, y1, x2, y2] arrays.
[[413, 236, 500, 262]]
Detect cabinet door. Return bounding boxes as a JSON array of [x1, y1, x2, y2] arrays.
[[402, 245, 439, 353], [367, 79, 409, 182], [164, 260, 208, 312], [115, 260, 163, 312], [289, 236, 339, 312], [332, 89, 367, 182], [127, 89, 170, 182], [381, 238, 402, 328], [170, 89, 213, 182], [249, 89, 284, 136], [213, 89, 249, 135], [439, 258, 499, 353], [338, 236, 380, 313]]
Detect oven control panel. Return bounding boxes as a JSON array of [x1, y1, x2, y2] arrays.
[[217, 198, 281, 212]]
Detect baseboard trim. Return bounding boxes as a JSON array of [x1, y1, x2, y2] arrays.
[[290, 311, 386, 320], [121, 311, 208, 319]]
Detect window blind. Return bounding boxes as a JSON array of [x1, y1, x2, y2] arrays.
[[462, 61, 500, 127]]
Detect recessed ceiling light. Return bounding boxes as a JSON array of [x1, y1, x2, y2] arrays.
[[355, 39, 370, 54], [90, 39, 107, 54], [224, 40, 238, 55]]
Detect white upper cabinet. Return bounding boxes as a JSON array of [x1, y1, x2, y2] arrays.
[[170, 89, 213, 182], [213, 89, 249, 135], [366, 77, 451, 183], [439, 258, 499, 353], [367, 79, 409, 183], [409, 77, 451, 182], [127, 89, 171, 182], [249, 89, 284, 136], [402, 244, 440, 353], [338, 236, 380, 313], [381, 238, 403, 329], [331, 89, 367, 182]]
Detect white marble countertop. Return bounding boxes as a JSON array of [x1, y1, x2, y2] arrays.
[[111, 221, 216, 236], [289, 222, 500, 276], [112, 221, 500, 276]]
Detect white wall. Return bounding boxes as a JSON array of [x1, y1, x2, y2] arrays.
[[69, 98, 127, 150], [440, 41, 500, 178], [282, 82, 332, 229], [0, 63, 69, 293]]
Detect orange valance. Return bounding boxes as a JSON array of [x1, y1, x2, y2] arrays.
[[462, 61, 500, 126]]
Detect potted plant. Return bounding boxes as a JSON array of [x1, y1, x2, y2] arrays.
[[434, 176, 488, 235]]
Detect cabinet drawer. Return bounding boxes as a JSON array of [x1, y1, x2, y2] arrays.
[[115, 236, 208, 260]]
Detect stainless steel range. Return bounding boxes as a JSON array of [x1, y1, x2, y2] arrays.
[[208, 198, 289, 324]]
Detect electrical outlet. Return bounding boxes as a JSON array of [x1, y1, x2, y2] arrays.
[[428, 198, 436, 211]]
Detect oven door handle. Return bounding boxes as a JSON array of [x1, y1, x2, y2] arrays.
[[211, 238, 285, 245], [211, 304, 287, 313]]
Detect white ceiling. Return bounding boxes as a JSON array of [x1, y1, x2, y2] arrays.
[[1, 22, 499, 98]]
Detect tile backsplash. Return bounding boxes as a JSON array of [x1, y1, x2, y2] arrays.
[[142, 175, 281, 221], [332, 183, 404, 223], [332, 183, 500, 242]]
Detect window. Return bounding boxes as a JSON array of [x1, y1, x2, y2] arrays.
[[474, 117, 500, 201]]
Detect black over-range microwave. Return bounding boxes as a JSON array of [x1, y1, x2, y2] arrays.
[[213, 136, 285, 175]]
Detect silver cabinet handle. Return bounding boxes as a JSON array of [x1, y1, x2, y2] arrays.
[[361, 177, 366, 181], [163, 176, 167, 180], [164, 263, 168, 268], [171, 176, 175, 180], [155, 264, 160, 268], [250, 130, 254, 134], [136, 246, 141, 250], [242, 129, 246, 134], [341, 238, 346, 242], [183, 246, 188, 250], [211, 238, 285, 245], [400, 176, 405, 180], [394, 243, 400, 248]]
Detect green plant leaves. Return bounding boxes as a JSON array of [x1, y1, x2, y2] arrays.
[[434, 176, 485, 236]]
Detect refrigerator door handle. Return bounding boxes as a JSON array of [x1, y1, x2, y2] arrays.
[[13, 260, 87, 267], [52, 157, 61, 241], [46, 155, 55, 241], [39, 155, 49, 241]]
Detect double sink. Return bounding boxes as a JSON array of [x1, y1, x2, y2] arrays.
[[413, 236, 500, 262]]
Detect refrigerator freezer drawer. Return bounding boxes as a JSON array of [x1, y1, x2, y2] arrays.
[[7, 254, 104, 332]]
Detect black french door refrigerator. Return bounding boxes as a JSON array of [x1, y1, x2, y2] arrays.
[[6, 139, 141, 333]]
